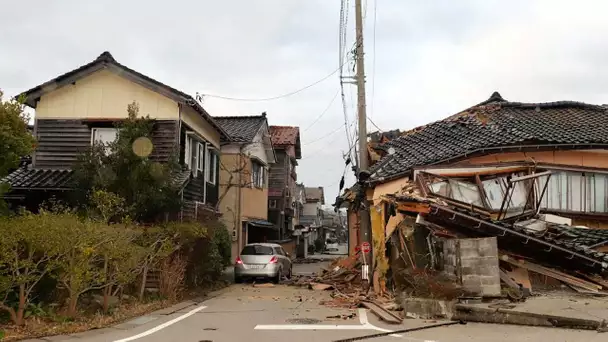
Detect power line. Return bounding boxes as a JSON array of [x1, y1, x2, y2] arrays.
[[370, 0, 377, 118], [302, 123, 346, 146], [367, 116, 382, 132], [339, 0, 354, 167], [301, 121, 356, 160], [198, 64, 343, 102], [302, 89, 340, 132]]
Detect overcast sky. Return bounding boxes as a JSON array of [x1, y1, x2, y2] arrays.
[[2, 0, 608, 205]]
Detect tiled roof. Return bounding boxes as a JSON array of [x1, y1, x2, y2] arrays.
[[2, 167, 192, 191], [214, 114, 267, 143], [1, 168, 75, 190], [17, 51, 231, 141], [305, 187, 325, 204], [370, 92, 608, 183], [548, 224, 608, 247], [270, 126, 300, 146]]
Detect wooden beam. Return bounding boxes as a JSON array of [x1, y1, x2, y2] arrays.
[[397, 202, 430, 213]]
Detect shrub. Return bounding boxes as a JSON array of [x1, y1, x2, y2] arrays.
[[0, 211, 75, 325]]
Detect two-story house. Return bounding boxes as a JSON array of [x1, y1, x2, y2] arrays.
[[268, 126, 302, 240], [2, 51, 230, 219], [301, 186, 325, 244], [214, 113, 276, 259]]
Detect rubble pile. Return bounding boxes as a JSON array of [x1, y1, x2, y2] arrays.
[[292, 257, 336, 264], [286, 254, 402, 324], [395, 268, 465, 300]]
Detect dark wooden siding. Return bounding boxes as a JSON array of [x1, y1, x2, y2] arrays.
[[183, 171, 204, 202], [34, 119, 91, 169], [150, 121, 179, 162], [268, 150, 287, 200], [205, 152, 220, 207], [33, 119, 179, 169]]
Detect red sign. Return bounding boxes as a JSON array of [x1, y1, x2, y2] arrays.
[[355, 245, 361, 252], [361, 242, 371, 253]]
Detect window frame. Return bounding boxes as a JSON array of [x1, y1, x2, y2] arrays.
[[206, 148, 217, 185], [251, 160, 265, 188], [91, 127, 118, 155], [185, 132, 209, 178]]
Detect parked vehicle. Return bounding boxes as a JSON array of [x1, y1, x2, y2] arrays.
[[234, 243, 293, 283], [325, 237, 339, 252]]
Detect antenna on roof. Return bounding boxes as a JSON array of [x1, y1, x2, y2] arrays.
[[195, 92, 204, 103]]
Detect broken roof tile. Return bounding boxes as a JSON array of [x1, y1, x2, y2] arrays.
[[370, 92, 608, 183]]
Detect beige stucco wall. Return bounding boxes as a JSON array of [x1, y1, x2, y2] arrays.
[[218, 153, 241, 260], [180, 105, 221, 149], [36, 69, 179, 120], [218, 151, 270, 259], [241, 187, 269, 220]]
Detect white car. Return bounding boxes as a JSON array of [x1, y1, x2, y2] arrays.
[[325, 238, 339, 252]]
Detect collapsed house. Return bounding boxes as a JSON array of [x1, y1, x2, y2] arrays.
[[337, 92, 608, 296]]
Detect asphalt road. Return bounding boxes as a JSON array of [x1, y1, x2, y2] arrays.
[[25, 251, 607, 342]]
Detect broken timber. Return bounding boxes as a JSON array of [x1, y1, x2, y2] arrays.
[[360, 300, 402, 324], [501, 255, 602, 292]]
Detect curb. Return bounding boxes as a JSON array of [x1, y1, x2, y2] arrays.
[[454, 304, 608, 331]]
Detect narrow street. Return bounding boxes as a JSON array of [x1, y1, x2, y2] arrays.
[[26, 247, 606, 342]]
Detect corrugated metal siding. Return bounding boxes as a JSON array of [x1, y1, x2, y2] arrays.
[[33, 119, 179, 168], [34, 120, 91, 169]]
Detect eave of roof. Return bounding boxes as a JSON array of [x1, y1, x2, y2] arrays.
[[214, 114, 267, 143], [16, 51, 232, 141]]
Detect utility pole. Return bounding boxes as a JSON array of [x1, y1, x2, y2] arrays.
[[354, 0, 372, 286]]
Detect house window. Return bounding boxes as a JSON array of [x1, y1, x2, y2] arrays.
[[91, 128, 117, 154], [197, 142, 205, 174], [205, 149, 217, 184], [184, 132, 206, 178], [251, 161, 265, 188], [269, 199, 277, 208], [537, 171, 608, 213]]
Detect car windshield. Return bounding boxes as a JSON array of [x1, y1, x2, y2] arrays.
[[241, 245, 273, 255]]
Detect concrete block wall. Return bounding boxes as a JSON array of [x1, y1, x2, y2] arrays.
[[442, 237, 500, 297]]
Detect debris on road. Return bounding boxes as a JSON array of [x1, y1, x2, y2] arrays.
[[326, 313, 357, 320], [293, 257, 336, 264], [333, 320, 466, 342], [287, 253, 401, 323], [309, 282, 333, 291], [253, 282, 275, 288], [360, 300, 402, 324]]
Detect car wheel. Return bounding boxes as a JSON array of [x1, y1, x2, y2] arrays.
[[286, 266, 293, 280], [272, 270, 281, 284]]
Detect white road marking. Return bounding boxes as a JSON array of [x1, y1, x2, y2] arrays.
[[255, 309, 437, 341], [255, 324, 371, 330], [113, 305, 207, 342]]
